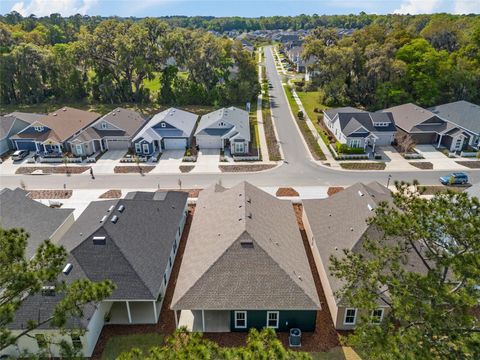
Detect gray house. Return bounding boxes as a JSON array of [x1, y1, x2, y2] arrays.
[[133, 108, 198, 155], [195, 107, 251, 154], [2, 191, 188, 358], [171, 182, 320, 333], [0, 112, 44, 155], [302, 183, 427, 330], [68, 108, 146, 156], [323, 108, 396, 151]]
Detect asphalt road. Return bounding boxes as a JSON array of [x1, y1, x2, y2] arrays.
[[0, 46, 478, 190]]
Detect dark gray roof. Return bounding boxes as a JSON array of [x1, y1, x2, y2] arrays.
[[324, 107, 365, 120], [338, 112, 396, 135], [7, 112, 45, 124], [0, 188, 73, 259], [60, 192, 188, 300], [171, 182, 320, 311], [428, 101, 480, 134]]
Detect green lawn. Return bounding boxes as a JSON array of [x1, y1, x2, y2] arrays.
[[101, 333, 163, 360], [249, 100, 261, 156], [143, 72, 162, 93]]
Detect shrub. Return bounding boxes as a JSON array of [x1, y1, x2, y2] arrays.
[[335, 142, 365, 154], [297, 110, 304, 119], [314, 107, 319, 113]]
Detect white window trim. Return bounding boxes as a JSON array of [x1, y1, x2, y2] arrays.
[[161, 123, 166, 128], [135, 143, 141, 153], [101, 122, 107, 129], [34, 126, 44, 132], [344, 308, 357, 325], [234, 311, 247, 329], [266, 311, 279, 329], [143, 143, 150, 154], [371, 308, 384, 324]]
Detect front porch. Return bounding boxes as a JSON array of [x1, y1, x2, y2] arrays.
[[176, 310, 230, 332], [107, 300, 161, 325]]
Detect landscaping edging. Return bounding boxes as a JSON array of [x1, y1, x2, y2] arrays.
[[27, 190, 73, 199]]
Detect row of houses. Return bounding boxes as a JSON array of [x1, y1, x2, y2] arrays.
[[2, 180, 468, 357], [0, 106, 251, 159], [323, 100, 480, 153]]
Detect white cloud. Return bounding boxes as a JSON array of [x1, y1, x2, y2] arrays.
[[11, 0, 98, 16], [453, 0, 480, 14], [394, 0, 442, 14]]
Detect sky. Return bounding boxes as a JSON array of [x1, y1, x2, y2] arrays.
[[1, 0, 479, 18]]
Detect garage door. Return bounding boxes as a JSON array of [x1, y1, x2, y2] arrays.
[[106, 139, 130, 150], [196, 135, 222, 149], [14, 140, 37, 151], [164, 138, 187, 150]]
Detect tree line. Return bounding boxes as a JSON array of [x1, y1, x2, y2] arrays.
[[0, 17, 259, 107], [303, 14, 480, 110]]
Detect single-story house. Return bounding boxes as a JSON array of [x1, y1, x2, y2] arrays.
[[195, 107, 251, 154], [10, 107, 100, 155], [0, 188, 74, 259], [382, 103, 473, 152], [0, 112, 44, 155], [428, 101, 480, 150], [68, 108, 146, 157], [302, 182, 427, 330], [132, 108, 198, 155], [171, 182, 320, 333], [1, 191, 188, 358], [323, 107, 396, 151]]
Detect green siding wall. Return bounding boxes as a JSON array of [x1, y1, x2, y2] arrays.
[[230, 310, 316, 332]]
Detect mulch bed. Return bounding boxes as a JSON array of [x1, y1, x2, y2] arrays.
[[420, 185, 468, 195], [409, 162, 433, 170], [15, 166, 90, 175], [113, 165, 155, 174], [276, 187, 299, 197], [27, 190, 72, 199], [179, 165, 195, 173], [327, 187, 344, 197], [99, 190, 122, 199], [157, 189, 202, 198], [340, 162, 386, 170], [456, 161, 480, 169], [91, 206, 196, 360], [219, 164, 276, 172]]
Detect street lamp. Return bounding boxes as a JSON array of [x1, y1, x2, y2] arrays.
[[386, 174, 392, 189]]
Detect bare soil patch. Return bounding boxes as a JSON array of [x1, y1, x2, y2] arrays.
[[114, 165, 155, 174], [219, 164, 276, 172], [340, 162, 386, 170], [179, 165, 195, 173], [409, 162, 433, 170], [420, 185, 469, 195], [99, 190, 122, 199], [276, 187, 299, 197], [16, 166, 90, 175], [456, 161, 480, 169], [327, 187, 344, 197], [27, 190, 72, 199], [157, 189, 202, 198]]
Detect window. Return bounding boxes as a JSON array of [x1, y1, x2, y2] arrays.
[[36, 334, 47, 349], [161, 122, 166, 128], [71, 335, 82, 349], [266, 311, 279, 328], [234, 311, 247, 328], [135, 143, 141, 153], [34, 126, 44, 132], [173, 239, 177, 254], [234, 142, 245, 153], [163, 273, 167, 286], [371, 309, 384, 324], [169, 256, 172, 269], [349, 139, 362, 148], [101, 122, 107, 129], [344, 308, 357, 325], [143, 143, 150, 154]]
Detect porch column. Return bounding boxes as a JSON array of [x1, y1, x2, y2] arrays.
[[100, 140, 104, 152], [43, 143, 46, 152], [152, 301, 157, 321], [174, 310, 178, 328], [437, 134, 443, 148], [202, 309, 206, 332], [35, 142, 40, 153], [92, 140, 96, 153], [126, 301, 132, 324]]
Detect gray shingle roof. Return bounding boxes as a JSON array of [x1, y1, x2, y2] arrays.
[[0, 115, 17, 139], [171, 182, 320, 311], [428, 101, 480, 134], [7, 112, 45, 124], [60, 191, 188, 300], [324, 107, 365, 120], [195, 107, 251, 142], [0, 188, 73, 259], [382, 103, 446, 133]]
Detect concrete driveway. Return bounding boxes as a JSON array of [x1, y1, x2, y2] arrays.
[[190, 149, 221, 173], [414, 145, 465, 170], [91, 150, 126, 174], [376, 146, 417, 171], [151, 150, 184, 174]]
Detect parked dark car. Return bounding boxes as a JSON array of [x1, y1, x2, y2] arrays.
[[439, 172, 469, 185], [12, 150, 29, 161]]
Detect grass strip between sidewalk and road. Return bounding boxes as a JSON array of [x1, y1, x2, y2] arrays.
[[262, 73, 282, 161], [283, 85, 326, 161]]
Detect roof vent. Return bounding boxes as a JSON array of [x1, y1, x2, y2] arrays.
[[248, 212, 252, 219], [367, 204, 374, 211], [100, 215, 108, 223], [62, 263, 73, 275], [53, 113, 57, 116], [63, 108, 67, 111], [350, 227, 354, 231], [93, 236, 106, 245], [247, 197, 251, 203], [358, 190, 364, 197], [111, 215, 118, 224], [118, 204, 125, 212], [108, 205, 115, 212]]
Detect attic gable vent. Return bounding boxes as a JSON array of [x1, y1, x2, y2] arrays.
[[358, 190, 364, 197], [62, 263, 73, 275], [240, 239, 254, 248], [118, 204, 125, 212], [367, 204, 374, 211], [111, 215, 119, 224], [93, 236, 106, 245]]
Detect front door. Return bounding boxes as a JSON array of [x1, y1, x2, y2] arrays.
[[75, 144, 83, 155], [454, 136, 464, 151]]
